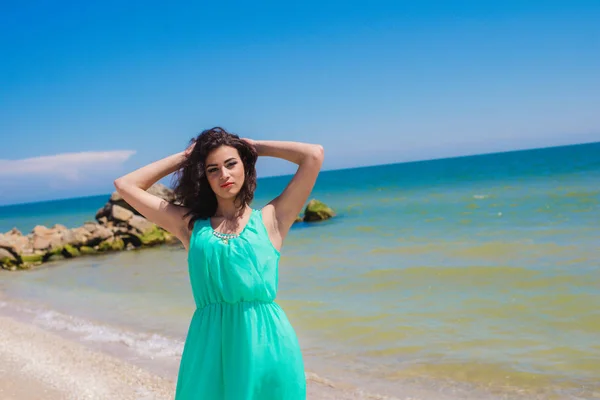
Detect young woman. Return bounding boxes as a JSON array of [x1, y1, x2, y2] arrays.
[[114, 127, 324, 399]]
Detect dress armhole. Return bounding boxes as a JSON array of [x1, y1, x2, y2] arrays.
[[257, 209, 282, 256]]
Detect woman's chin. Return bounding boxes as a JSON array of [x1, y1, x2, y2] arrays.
[[216, 189, 240, 200]]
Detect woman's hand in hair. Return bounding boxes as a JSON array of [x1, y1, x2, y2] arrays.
[[184, 139, 198, 158]]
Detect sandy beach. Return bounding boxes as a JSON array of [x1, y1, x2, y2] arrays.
[[0, 315, 175, 400], [0, 312, 409, 400]]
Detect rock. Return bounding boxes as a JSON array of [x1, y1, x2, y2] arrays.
[[112, 226, 129, 234], [303, 199, 335, 222], [0, 248, 18, 269], [128, 215, 156, 235], [49, 236, 66, 250], [95, 204, 112, 221], [105, 224, 168, 248], [7, 228, 22, 236], [79, 246, 96, 255], [84, 221, 105, 233], [0, 247, 16, 262], [43, 247, 65, 262], [52, 224, 68, 232], [83, 223, 97, 233], [32, 225, 52, 236], [31, 224, 68, 252], [32, 236, 52, 251], [11, 236, 30, 254], [85, 225, 113, 246], [3, 183, 178, 271], [294, 215, 303, 223], [98, 237, 125, 252], [83, 222, 98, 233], [62, 244, 80, 258], [62, 227, 90, 247], [21, 253, 44, 266], [120, 225, 167, 248], [110, 191, 123, 203], [111, 204, 134, 222], [0, 236, 22, 259], [139, 225, 169, 246], [119, 233, 142, 248]]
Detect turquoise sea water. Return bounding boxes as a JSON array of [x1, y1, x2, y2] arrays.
[[1, 142, 599, 399]]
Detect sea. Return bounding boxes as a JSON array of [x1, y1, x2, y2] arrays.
[[1, 142, 599, 399]]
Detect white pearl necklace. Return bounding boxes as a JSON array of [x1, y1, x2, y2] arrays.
[[212, 230, 240, 244]]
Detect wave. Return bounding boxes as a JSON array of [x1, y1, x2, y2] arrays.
[[0, 298, 184, 360], [36, 310, 184, 358], [0, 296, 406, 400]]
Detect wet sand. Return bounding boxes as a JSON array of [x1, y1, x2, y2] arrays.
[[0, 315, 174, 400], [0, 314, 410, 400]]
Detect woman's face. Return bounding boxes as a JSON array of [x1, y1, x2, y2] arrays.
[[204, 145, 246, 200]]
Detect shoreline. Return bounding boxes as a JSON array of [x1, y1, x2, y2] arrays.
[[0, 295, 410, 400], [1, 272, 572, 400], [0, 314, 175, 400]]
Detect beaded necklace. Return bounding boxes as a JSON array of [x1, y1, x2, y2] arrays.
[[212, 230, 239, 244], [211, 209, 252, 244]]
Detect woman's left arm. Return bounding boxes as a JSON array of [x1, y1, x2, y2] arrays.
[[250, 139, 324, 244]]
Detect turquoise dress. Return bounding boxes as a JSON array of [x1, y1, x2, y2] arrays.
[[175, 208, 306, 399]]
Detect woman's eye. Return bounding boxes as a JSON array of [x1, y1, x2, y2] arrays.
[[226, 161, 237, 168], [207, 168, 218, 173]]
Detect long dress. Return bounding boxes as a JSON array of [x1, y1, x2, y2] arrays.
[[174, 208, 306, 399]]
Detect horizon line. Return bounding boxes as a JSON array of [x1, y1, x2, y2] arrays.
[[1, 139, 598, 208]]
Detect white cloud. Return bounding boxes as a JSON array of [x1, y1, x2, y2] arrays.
[[0, 150, 136, 182]]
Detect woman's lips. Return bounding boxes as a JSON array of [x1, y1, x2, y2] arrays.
[[221, 182, 234, 188]]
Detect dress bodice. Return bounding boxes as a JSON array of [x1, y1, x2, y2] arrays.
[[187, 209, 281, 309]]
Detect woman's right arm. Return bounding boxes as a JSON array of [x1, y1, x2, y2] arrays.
[[113, 150, 191, 247]]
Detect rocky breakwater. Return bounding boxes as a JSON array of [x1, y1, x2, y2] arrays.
[[0, 184, 177, 271], [0, 185, 336, 271]]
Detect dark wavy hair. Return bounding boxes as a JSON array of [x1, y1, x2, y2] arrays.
[[173, 127, 258, 229]]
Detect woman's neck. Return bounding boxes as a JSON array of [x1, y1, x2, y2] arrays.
[[215, 200, 247, 220]]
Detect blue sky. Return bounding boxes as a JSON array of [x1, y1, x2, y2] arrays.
[[1, 1, 599, 205]]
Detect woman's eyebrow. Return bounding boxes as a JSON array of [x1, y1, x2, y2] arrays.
[[206, 157, 236, 168]]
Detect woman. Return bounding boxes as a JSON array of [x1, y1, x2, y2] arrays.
[[114, 127, 324, 399]]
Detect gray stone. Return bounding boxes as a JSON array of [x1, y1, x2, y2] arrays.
[[0, 248, 16, 262], [32, 236, 51, 251], [63, 227, 90, 247], [83, 222, 99, 233], [32, 225, 51, 236], [0, 236, 13, 252], [110, 191, 123, 202], [85, 225, 113, 246], [128, 215, 156, 235], [6, 228, 22, 236], [52, 224, 68, 232], [95, 204, 111, 221], [12, 236, 30, 254], [111, 205, 134, 222]]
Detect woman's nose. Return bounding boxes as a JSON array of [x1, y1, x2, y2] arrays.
[[220, 167, 231, 178]]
